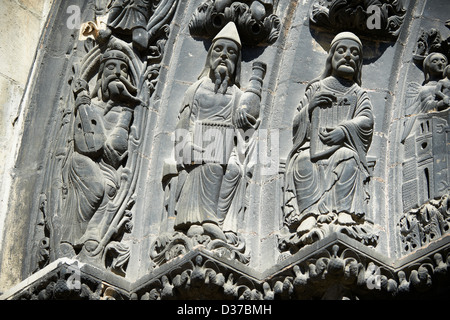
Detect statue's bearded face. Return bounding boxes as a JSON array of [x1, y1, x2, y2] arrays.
[[102, 59, 130, 90], [209, 39, 239, 93], [331, 39, 361, 81], [100, 57, 138, 103]]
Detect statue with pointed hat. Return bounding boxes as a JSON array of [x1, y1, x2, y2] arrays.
[[174, 21, 265, 241]]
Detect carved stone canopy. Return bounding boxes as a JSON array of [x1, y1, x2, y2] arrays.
[[413, 27, 450, 67]]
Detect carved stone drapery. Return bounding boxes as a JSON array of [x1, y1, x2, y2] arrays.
[[33, 0, 179, 277]]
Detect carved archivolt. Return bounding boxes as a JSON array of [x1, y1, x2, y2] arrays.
[[16, 0, 450, 301]]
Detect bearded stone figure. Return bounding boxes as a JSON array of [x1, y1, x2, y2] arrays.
[[174, 22, 262, 244], [402, 52, 449, 142], [60, 43, 140, 264], [280, 32, 378, 255]]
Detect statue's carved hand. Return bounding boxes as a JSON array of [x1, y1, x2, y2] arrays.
[[108, 82, 141, 107], [319, 127, 346, 145], [308, 91, 337, 113], [104, 139, 128, 168], [443, 96, 450, 108], [181, 141, 205, 166]]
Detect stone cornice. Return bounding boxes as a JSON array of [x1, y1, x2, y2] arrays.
[[3, 234, 449, 300]]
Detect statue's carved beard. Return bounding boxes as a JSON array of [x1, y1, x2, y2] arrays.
[[211, 59, 233, 94], [101, 74, 138, 104]]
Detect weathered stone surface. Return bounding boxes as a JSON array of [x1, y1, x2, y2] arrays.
[[0, 0, 54, 292], [0, 0, 449, 300]]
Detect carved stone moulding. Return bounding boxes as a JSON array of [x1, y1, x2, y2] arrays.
[[309, 0, 407, 39], [189, 0, 281, 46], [3, 234, 450, 300]]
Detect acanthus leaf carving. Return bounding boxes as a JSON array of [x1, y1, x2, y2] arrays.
[[309, 0, 407, 39], [35, 0, 180, 277], [189, 0, 281, 46], [398, 194, 450, 255]]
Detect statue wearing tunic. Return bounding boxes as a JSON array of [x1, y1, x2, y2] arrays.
[[61, 45, 140, 258], [281, 32, 377, 252]]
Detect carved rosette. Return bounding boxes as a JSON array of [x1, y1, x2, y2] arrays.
[[310, 0, 406, 39], [189, 0, 281, 46]]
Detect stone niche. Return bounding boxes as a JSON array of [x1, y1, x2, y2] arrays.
[[0, 0, 449, 300]]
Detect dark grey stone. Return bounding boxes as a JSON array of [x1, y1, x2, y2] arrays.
[[1, 0, 450, 300]]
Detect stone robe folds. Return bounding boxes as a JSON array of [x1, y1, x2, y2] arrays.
[[174, 77, 247, 233], [284, 80, 374, 228], [108, 0, 151, 32]]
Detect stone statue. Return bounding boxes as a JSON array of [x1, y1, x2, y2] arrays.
[[60, 43, 140, 264], [175, 21, 260, 242], [31, 0, 180, 276], [280, 32, 378, 255], [151, 22, 266, 266]]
